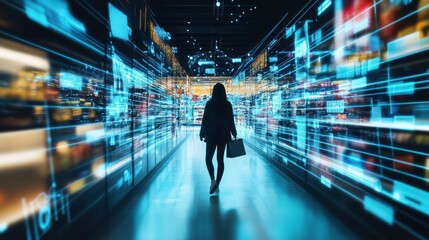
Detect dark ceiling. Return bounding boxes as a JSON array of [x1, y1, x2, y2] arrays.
[[146, 0, 306, 76]]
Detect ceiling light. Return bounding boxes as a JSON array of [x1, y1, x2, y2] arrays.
[[187, 21, 191, 24], [187, 29, 189, 32], [238, 4, 240, 7], [216, 1, 220, 7]]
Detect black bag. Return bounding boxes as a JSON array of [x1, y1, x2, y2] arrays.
[[226, 138, 246, 158]]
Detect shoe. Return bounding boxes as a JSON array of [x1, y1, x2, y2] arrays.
[[210, 180, 218, 194], [210, 179, 216, 193]]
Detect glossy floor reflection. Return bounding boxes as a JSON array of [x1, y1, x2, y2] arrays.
[[90, 131, 359, 240]]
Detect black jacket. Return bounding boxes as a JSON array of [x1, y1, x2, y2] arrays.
[[199, 100, 237, 144]]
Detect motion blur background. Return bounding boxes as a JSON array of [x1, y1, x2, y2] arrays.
[[0, 0, 428, 239]]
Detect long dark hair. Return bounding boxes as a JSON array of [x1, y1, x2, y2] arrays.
[[211, 83, 227, 103]]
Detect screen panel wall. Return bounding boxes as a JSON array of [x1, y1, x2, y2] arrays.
[[232, 0, 429, 238], [0, 0, 189, 239]]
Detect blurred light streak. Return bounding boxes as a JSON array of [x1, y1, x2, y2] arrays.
[[0, 43, 49, 73]]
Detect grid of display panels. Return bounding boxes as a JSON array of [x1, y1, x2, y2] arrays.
[[233, 0, 429, 238], [0, 0, 189, 239]]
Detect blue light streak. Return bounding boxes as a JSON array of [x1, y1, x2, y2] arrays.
[[317, 0, 332, 16]]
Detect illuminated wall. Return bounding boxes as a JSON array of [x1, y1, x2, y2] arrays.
[[0, 0, 189, 239], [234, 0, 429, 238]]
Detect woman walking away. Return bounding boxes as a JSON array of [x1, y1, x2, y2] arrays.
[[199, 83, 237, 194]]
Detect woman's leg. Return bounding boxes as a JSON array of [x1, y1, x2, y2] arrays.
[[215, 142, 227, 184], [205, 142, 216, 180]]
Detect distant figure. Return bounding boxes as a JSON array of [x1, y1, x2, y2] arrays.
[[200, 83, 237, 194]]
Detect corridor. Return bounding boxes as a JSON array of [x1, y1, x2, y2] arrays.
[[90, 131, 358, 240], [1, 0, 428, 239]]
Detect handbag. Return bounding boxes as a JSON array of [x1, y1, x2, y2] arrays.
[[226, 138, 246, 158]]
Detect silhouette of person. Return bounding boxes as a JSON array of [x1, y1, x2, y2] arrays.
[[200, 83, 237, 194]]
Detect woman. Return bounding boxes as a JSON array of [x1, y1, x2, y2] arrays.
[[200, 83, 237, 194]]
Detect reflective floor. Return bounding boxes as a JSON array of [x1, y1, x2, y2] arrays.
[[90, 131, 359, 240]]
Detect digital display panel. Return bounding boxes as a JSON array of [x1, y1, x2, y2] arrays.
[[108, 3, 130, 41], [24, 0, 86, 35]]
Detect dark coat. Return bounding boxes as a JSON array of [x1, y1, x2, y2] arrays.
[[199, 99, 237, 144]]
